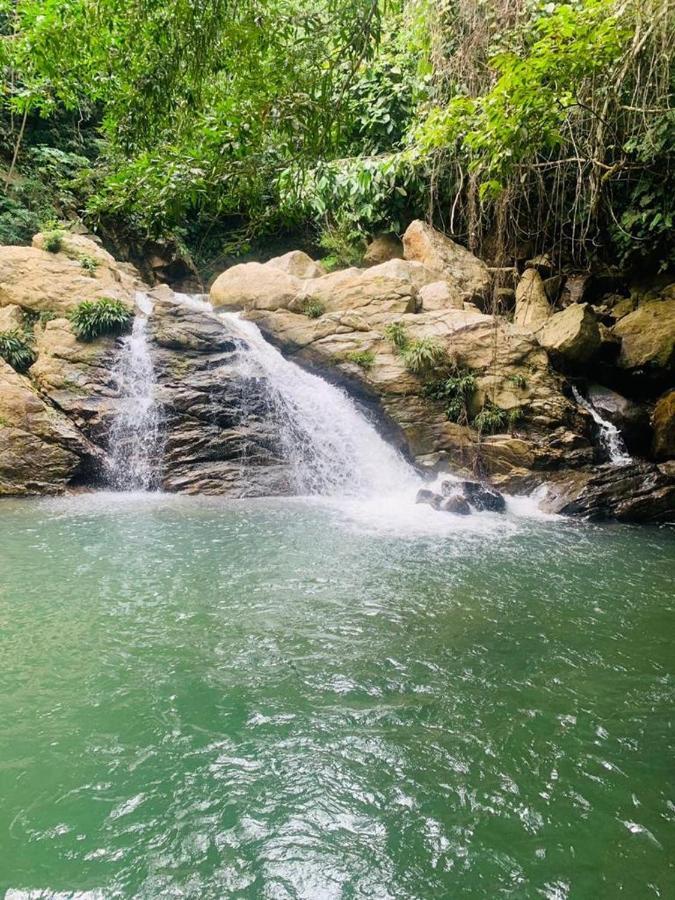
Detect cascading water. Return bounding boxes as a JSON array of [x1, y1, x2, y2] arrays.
[[221, 312, 418, 497], [106, 293, 161, 490], [572, 386, 632, 466]]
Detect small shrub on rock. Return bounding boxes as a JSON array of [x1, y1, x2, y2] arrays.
[[384, 321, 409, 351], [302, 299, 325, 319], [69, 298, 133, 341], [401, 337, 447, 375], [345, 349, 375, 370], [0, 329, 36, 372], [474, 402, 507, 435], [43, 229, 65, 253], [79, 254, 99, 275]]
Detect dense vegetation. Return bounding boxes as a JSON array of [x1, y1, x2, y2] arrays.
[[1, 0, 672, 275]]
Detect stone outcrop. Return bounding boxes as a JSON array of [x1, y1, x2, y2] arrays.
[[514, 269, 551, 330], [541, 462, 675, 524], [652, 390, 675, 461], [0, 360, 98, 494], [266, 250, 326, 279], [363, 233, 403, 267], [612, 298, 675, 377], [402, 220, 491, 304], [0, 234, 136, 316], [210, 262, 302, 311], [536, 303, 601, 366]]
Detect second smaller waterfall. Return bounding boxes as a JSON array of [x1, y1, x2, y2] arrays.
[[107, 295, 161, 490], [572, 386, 632, 466]]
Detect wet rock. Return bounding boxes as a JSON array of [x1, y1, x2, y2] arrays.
[[363, 234, 403, 267], [402, 220, 491, 305], [439, 494, 472, 515], [459, 480, 506, 512], [652, 390, 675, 460], [415, 488, 442, 509], [540, 462, 675, 524], [537, 303, 601, 366], [587, 384, 651, 456], [514, 269, 551, 330]]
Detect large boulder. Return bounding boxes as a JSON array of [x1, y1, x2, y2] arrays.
[[652, 390, 675, 461], [612, 299, 675, 376], [265, 250, 325, 279], [537, 303, 601, 366], [210, 262, 302, 311], [0, 359, 98, 494], [0, 239, 135, 317], [587, 384, 651, 456], [402, 220, 491, 304], [540, 462, 675, 524], [419, 281, 464, 311], [297, 261, 422, 318], [514, 269, 552, 330], [363, 233, 403, 267]]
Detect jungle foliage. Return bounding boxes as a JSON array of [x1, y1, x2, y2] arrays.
[[0, 0, 672, 272]]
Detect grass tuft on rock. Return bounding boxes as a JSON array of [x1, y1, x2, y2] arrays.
[[302, 299, 325, 319], [0, 329, 36, 372], [69, 298, 133, 341], [43, 229, 65, 253], [345, 349, 375, 370], [401, 337, 447, 376]]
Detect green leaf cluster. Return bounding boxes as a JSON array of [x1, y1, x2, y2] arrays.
[[68, 299, 133, 342]]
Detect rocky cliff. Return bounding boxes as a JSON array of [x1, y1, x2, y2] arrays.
[[1, 225, 673, 523]]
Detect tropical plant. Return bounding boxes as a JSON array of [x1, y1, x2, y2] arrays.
[[345, 349, 375, 370], [423, 367, 477, 425], [302, 300, 325, 319], [0, 329, 36, 372], [401, 337, 447, 375], [42, 230, 64, 253], [474, 401, 507, 435], [384, 320, 409, 351], [79, 254, 99, 275], [68, 298, 133, 341]]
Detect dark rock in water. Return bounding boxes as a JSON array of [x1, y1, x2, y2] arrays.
[[439, 494, 472, 515], [460, 480, 507, 513], [148, 298, 295, 496], [587, 383, 651, 456], [540, 462, 675, 524], [416, 488, 442, 509]]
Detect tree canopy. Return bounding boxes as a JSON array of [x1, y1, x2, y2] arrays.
[[1, 0, 673, 273]]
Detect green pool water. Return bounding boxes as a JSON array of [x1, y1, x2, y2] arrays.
[[0, 493, 673, 898]]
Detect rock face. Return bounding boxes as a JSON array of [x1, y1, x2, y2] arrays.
[[363, 234, 403, 267], [210, 262, 302, 311], [266, 250, 325, 279], [419, 281, 464, 311], [514, 269, 551, 330], [0, 235, 135, 316], [652, 390, 675, 461], [148, 299, 295, 495], [402, 220, 491, 304], [537, 303, 601, 366], [587, 384, 651, 456], [541, 462, 675, 524], [0, 360, 98, 494], [613, 299, 675, 377]]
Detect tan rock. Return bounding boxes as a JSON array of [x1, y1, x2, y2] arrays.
[[0, 359, 96, 494], [652, 390, 675, 460], [363, 233, 403, 266], [514, 269, 552, 330], [0, 244, 134, 316], [298, 261, 420, 317], [537, 303, 601, 365], [402, 220, 491, 303], [419, 281, 464, 311], [210, 262, 303, 310], [613, 299, 675, 373], [265, 250, 325, 279], [0, 304, 24, 331], [32, 231, 117, 270]]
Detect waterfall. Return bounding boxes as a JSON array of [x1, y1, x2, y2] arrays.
[[572, 386, 632, 466], [220, 312, 418, 497], [106, 293, 161, 490]]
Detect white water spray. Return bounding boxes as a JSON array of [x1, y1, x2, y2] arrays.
[[221, 312, 418, 497], [572, 386, 632, 466], [107, 293, 161, 490]]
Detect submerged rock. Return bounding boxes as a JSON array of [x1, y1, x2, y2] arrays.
[[439, 494, 472, 515], [460, 480, 506, 513]]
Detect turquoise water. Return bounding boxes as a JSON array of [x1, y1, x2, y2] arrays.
[[0, 493, 673, 898]]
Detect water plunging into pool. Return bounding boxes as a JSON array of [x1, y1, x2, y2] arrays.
[[572, 386, 632, 466]]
